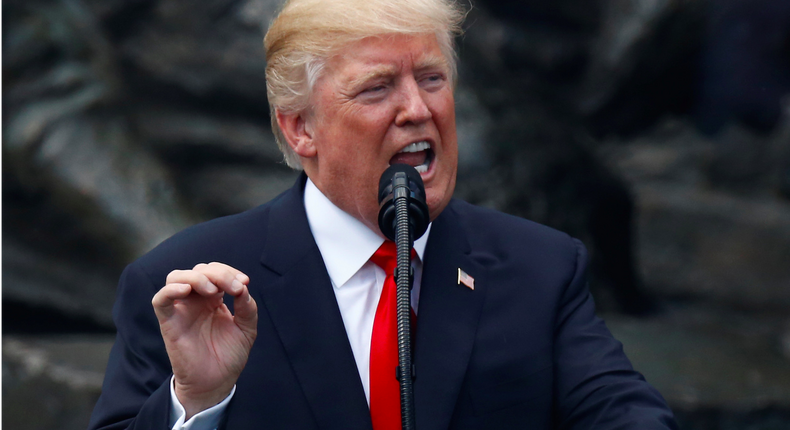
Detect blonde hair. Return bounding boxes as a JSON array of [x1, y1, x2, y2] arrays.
[[264, 0, 467, 169]]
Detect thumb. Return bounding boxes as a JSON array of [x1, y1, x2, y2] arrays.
[[233, 285, 258, 340]]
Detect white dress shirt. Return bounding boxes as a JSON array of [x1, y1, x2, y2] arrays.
[[169, 178, 430, 430]]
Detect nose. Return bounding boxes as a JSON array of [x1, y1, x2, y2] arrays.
[[395, 78, 432, 126]]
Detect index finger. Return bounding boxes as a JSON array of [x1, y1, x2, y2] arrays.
[[192, 262, 249, 296], [199, 262, 249, 284]]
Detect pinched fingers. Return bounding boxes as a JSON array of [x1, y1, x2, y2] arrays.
[[165, 269, 221, 296], [191, 262, 249, 296], [164, 263, 249, 297], [155, 263, 251, 322]]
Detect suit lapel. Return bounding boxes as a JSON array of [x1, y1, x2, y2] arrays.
[[257, 175, 372, 429], [414, 202, 486, 429]]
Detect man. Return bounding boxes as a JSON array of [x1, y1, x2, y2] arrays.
[[89, 0, 678, 428]]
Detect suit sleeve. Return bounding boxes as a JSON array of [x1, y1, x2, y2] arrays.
[[553, 238, 678, 430], [88, 262, 174, 430]]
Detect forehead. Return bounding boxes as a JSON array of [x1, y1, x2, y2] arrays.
[[326, 34, 448, 81]]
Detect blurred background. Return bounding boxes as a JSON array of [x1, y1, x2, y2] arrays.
[[3, 0, 790, 428]]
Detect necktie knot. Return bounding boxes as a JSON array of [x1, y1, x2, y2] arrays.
[[370, 241, 416, 274]]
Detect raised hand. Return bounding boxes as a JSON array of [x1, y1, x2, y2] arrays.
[[152, 262, 258, 419]]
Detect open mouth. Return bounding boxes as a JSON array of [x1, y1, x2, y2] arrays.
[[389, 141, 434, 173]]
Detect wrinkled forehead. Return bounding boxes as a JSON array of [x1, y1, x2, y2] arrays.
[[324, 34, 450, 83]]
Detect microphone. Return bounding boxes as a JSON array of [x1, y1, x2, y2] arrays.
[[377, 164, 430, 245], [377, 164, 428, 430]]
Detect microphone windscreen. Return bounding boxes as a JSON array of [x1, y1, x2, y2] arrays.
[[378, 164, 425, 205], [377, 164, 429, 242]]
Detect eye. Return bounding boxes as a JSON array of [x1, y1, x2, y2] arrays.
[[363, 84, 387, 94], [420, 73, 446, 90], [356, 82, 390, 102]]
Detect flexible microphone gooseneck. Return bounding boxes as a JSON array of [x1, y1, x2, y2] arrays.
[[378, 164, 430, 430]]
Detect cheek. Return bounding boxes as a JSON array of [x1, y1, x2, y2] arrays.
[[339, 112, 390, 146], [439, 104, 457, 134], [429, 96, 457, 140]]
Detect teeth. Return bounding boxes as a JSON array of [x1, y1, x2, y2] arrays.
[[398, 141, 431, 153], [394, 140, 431, 173]]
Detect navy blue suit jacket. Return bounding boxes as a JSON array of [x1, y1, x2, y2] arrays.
[[89, 175, 677, 429]]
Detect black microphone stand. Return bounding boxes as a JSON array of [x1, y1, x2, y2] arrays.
[[378, 164, 429, 430], [393, 184, 416, 430]]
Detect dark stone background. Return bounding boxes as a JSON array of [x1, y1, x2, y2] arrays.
[[3, 0, 790, 428]]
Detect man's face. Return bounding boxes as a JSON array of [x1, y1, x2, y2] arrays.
[[297, 33, 458, 234]]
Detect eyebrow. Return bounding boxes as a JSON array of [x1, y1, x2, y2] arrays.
[[345, 65, 399, 90], [414, 55, 449, 73]]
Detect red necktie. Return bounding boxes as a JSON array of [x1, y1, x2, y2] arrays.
[[369, 241, 414, 430]]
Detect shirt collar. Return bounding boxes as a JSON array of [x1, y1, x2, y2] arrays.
[[304, 178, 430, 288]]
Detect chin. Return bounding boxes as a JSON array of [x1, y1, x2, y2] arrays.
[[426, 192, 452, 221]]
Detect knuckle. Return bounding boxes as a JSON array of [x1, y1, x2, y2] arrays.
[[195, 274, 210, 288]]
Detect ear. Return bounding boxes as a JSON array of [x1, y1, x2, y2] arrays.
[[276, 109, 317, 158]]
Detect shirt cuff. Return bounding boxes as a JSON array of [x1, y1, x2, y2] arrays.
[[169, 375, 236, 430]]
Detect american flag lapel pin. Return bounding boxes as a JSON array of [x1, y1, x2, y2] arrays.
[[457, 268, 475, 290]]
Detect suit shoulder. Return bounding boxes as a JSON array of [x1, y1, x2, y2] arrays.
[[447, 199, 583, 267], [132, 200, 276, 278], [448, 199, 574, 243]]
